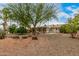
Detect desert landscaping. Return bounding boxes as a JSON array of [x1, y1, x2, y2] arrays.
[[0, 3, 79, 56], [0, 33, 79, 56]]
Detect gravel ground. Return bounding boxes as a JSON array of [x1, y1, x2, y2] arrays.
[[0, 33, 79, 56]]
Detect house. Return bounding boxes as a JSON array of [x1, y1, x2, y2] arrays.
[[30, 24, 65, 33], [47, 24, 62, 33]]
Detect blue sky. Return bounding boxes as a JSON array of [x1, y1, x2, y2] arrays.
[[57, 3, 79, 24], [0, 3, 79, 25]]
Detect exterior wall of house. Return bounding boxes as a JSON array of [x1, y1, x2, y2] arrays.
[[46, 24, 62, 33], [30, 24, 63, 34]]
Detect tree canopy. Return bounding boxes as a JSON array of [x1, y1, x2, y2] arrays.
[[7, 3, 58, 29]]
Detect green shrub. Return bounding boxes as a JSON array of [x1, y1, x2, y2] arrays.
[[65, 24, 72, 33], [0, 29, 6, 39], [60, 25, 66, 33], [60, 24, 78, 33], [16, 26, 27, 35], [9, 24, 17, 34], [68, 24, 78, 33]]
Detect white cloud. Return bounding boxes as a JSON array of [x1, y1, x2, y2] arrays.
[[68, 7, 79, 18], [49, 20, 65, 25], [72, 8, 79, 14], [62, 6, 79, 19], [66, 6, 73, 11], [65, 6, 79, 18], [58, 12, 70, 18], [46, 12, 70, 25]]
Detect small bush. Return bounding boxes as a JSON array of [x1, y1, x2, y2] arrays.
[[9, 24, 17, 34], [16, 26, 27, 35], [60, 24, 78, 33], [60, 25, 66, 33]]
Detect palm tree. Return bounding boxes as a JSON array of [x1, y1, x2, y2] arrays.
[[8, 3, 58, 40], [0, 8, 10, 34]]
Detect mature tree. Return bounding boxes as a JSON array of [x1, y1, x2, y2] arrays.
[[68, 15, 79, 38], [60, 14, 79, 38], [0, 8, 10, 34], [8, 3, 58, 40]]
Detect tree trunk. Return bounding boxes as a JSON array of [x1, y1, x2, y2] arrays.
[[3, 19, 8, 35], [32, 26, 38, 40]]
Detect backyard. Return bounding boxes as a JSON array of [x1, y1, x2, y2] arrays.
[[0, 3, 79, 56], [0, 33, 79, 56]]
